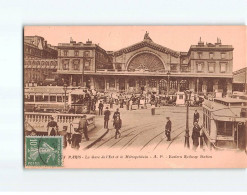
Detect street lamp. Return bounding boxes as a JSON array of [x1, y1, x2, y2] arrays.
[[63, 83, 68, 111], [184, 90, 192, 149], [167, 71, 171, 95]]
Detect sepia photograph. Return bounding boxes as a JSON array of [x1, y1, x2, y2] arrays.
[[23, 26, 247, 168]]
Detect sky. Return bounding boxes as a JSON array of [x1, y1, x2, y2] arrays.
[[24, 26, 246, 71]]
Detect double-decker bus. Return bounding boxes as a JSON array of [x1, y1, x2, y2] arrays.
[[202, 98, 247, 151]]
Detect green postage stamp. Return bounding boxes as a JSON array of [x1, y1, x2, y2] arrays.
[[25, 136, 63, 167]]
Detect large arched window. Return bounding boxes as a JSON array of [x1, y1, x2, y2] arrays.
[[128, 53, 164, 72], [180, 80, 188, 91], [149, 79, 157, 88], [159, 79, 167, 90]]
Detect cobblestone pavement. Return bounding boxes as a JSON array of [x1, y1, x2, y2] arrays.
[[87, 105, 203, 152]]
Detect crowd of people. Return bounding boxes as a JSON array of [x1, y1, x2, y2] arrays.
[[28, 87, 204, 151]]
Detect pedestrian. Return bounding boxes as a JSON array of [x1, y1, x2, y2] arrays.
[[151, 102, 155, 115], [30, 129, 37, 136], [104, 107, 111, 129], [126, 98, 129, 110], [137, 97, 140, 109], [59, 126, 68, 149], [78, 115, 89, 141], [47, 116, 58, 136], [113, 108, 121, 127], [129, 99, 132, 111], [165, 117, 171, 141], [114, 115, 122, 139], [110, 98, 113, 109], [71, 118, 82, 149], [98, 101, 103, 115], [193, 109, 200, 123], [192, 122, 201, 151]]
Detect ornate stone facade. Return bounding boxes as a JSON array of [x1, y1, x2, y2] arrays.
[[25, 33, 234, 95]]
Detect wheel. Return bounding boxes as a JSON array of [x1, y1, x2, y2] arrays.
[[172, 103, 176, 106]]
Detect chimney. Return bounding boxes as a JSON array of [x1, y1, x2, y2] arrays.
[[198, 37, 204, 46]]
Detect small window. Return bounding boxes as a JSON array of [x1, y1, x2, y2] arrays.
[[217, 121, 233, 136], [179, 95, 183, 99], [44, 96, 49, 101], [197, 62, 203, 72], [84, 51, 90, 57], [198, 52, 202, 59], [57, 96, 63, 102], [50, 96, 56, 102], [74, 50, 79, 56], [209, 53, 214, 59], [220, 63, 227, 73], [63, 50, 68, 56], [221, 53, 226, 59], [208, 63, 215, 73]]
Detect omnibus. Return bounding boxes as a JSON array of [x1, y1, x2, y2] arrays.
[[202, 98, 247, 151], [24, 86, 92, 113]]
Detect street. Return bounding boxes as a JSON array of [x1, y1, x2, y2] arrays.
[[88, 105, 201, 152]]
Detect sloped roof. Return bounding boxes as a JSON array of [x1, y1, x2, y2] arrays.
[[113, 37, 180, 58]]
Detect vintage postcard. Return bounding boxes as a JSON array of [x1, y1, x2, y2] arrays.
[[24, 26, 247, 168]]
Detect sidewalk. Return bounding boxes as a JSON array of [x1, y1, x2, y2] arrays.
[[79, 115, 108, 149]]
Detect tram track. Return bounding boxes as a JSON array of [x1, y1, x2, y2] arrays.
[[152, 124, 185, 151], [109, 121, 164, 149], [140, 123, 185, 151], [93, 121, 159, 149], [120, 121, 165, 150]]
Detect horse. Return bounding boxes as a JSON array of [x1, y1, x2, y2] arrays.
[[114, 115, 122, 139]]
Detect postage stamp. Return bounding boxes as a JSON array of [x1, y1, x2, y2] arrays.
[[25, 136, 63, 167]]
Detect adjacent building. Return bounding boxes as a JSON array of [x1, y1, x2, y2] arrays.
[[24, 36, 58, 86], [233, 67, 247, 92]]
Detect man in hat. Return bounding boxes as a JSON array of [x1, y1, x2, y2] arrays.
[[113, 108, 121, 127], [192, 122, 201, 151], [98, 101, 104, 115], [104, 107, 111, 129], [47, 116, 58, 136], [78, 115, 89, 141], [193, 109, 200, 124], [165, 117, 171, 141]]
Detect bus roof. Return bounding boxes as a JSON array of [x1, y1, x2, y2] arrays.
[[203, 98, 247, 122], [214, 98, 247, 105]]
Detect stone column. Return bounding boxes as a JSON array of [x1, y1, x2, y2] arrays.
[[156, 78, 159, 94], [189, 78, 195, 92], [104, 77, 107, 91], [136, 78, 139, 93], [70, 75, 73, 86], [177, 78, 180, 92], [90, 76, 94, 90], [227, 79, 232, 95], [213, 79, 219, 92], [202, 80, 207, 94], [146, 78, 149, 93], [125, 78, 128, 92], [196, 78, 199, 94]]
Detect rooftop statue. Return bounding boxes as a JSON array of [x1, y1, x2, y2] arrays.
[[144, 31, 152, 42]]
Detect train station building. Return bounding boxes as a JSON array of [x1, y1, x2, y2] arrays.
[[24, 32, 234, 95]]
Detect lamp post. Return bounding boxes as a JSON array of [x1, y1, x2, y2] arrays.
[[184, 90, 192, 149], [63, 83, 68, 111], [167, 71, 171, 95], [81, 61, 85, 87]]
